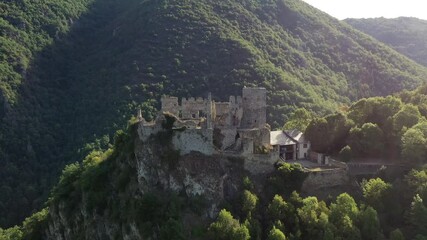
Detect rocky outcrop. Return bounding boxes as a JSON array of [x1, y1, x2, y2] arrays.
[[44, 127, 249, 239]]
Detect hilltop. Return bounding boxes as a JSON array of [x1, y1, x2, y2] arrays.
[[1, 0, 427, 227], [345, 17, 427, 66]]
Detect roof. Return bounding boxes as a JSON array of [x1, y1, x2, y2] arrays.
[[270, 129, 306, 146]]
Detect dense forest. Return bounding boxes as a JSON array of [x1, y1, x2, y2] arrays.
[[1, 0, 427, 228], [345, 17, 427, 66], [305, 84, 427, 164], [1, 121, 427, 239]]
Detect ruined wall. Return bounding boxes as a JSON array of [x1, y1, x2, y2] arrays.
[[214, 102, 230, 127], [228, 96, 243, 127], [301, 169, 349, 192], [241, 87, 267, 129], [244, 152, 279, 174], [172, 129, 215, 155], [181, 97, 207, 119], [238, 126, 270, 150], [161, 96, 179, 116], [217, 128, 238, 151]]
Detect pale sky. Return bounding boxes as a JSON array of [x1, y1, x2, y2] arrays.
[[302, 0, 427, 20]]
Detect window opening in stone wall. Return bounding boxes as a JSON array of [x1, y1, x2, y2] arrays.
[[199, 110, 206, 118]]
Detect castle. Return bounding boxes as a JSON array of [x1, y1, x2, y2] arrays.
[[137, 87, 275, 161]]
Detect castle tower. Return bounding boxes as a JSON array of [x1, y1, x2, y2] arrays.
[[241, 87, 267, 129], [161, 95, 179, 116]]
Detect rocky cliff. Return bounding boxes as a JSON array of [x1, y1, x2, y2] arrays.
[[44, 122, 254, 239]]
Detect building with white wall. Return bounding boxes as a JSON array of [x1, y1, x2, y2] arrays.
[[270, 129, 310, 160]]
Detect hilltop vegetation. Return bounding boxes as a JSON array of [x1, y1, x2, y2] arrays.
[[1, 0, 427, 227], [305, 84, 427, 163], [1, 123, 427, 239], [345, 17, 427, 66]]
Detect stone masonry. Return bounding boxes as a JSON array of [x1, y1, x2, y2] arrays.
[[138, 87, 273, 157]]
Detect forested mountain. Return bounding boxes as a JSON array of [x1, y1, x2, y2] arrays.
[[1, 0, 427, 227], [345, 17, 427, 66]]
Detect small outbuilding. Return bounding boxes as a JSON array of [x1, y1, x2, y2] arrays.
[[270, 129, 310, 160]]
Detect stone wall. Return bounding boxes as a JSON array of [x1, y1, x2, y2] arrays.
[[301, 168, 349, 192], [161, 96, 179, 116], [243, 152, 280, 174], [172, 129, 215, 155], [181, 97, 208, 119], [217, 128, 238, 150]]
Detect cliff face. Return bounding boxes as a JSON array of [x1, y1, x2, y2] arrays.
[[44, 124, 249, 239]]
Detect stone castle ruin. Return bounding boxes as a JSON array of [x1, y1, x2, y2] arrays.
[[137, 87, 276, 165]]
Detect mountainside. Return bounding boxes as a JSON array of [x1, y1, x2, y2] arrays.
[[1, 0, 427, 227], [345, 17, 427, 66]]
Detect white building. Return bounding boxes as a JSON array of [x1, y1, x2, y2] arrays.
[[270, 129, 310, 160]]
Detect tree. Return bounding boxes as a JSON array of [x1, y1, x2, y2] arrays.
[[242, 190, 258, 216], [267, 226, 287, 240], [348, 96, 402, 127], [209, 209, 250, 240], [305, 113, 353, 154], [305, 117, 329, 153], [389, 229, 405, 240], [401, 128, 427, 164], [283, 108, 313, 132], [347, 123, 385, 157], [361, 178, 391, 211], [339, 145, 352, 162], [0, 226, 23, 240], [358, 206, 381, 240], [329, 193, 361, 240], [267, 195, 291, 221], [405, 169, 427, 200], [393, 104, 423, 133], [409, 194, 427, 236], [297, 197, 329, 239]]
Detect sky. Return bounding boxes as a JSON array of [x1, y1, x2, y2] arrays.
[[302, 0, 427, 20]]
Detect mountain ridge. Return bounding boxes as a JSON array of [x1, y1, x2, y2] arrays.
[[344, 17, 427, 67]]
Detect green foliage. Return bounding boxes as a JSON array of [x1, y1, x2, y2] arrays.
[[283, 108, 313, 132], [348, 123, 385, 157], [409, 194, 427, 236], [358, 206, 381, 240], [267, 163, 308, 196], [242, 190, 258, 215], [208, 209, 250, 240], [347, 96, 402, 127], [297, 197, 329, 239], [267, 195, 291, 221], [405, 169, 427, 200], [332, 200, 364, 239], [389, 228, 405, 240], [21, 208, 48, 240], [242, 176, 254, 191], [339, 145, 352, 162], [267, 226, 287, 240], [345, 17, 427, 67], [0, 226, 22, 240], [305, 113, 353, 153], [361, 178, 392, 211], [305, 89, 427, 160], [393, 104, 423, 133], [402, 128, 427, 164], [159, 218, 186, 240]]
